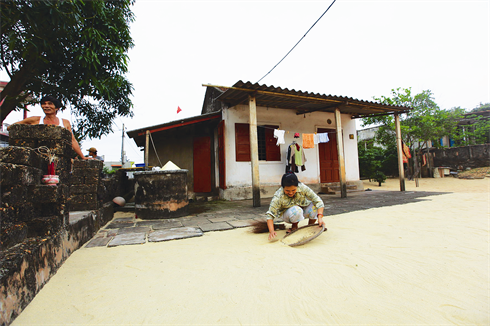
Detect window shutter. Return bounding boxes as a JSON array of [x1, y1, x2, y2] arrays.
[[265, 125, 281, 161], [235, 123, 251, 162]]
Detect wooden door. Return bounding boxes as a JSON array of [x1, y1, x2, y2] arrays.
[[218, 120, 226, 189], [318, 128, 339, 183], [193, 136, 212, 193]]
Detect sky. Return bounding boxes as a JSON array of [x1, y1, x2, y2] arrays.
[[3, 0, 489, 163]]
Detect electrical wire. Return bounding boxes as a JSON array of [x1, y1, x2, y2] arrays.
[[256, 0, 337, 84]]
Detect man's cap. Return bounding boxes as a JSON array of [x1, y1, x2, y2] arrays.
[[87, 147, 97, 153]]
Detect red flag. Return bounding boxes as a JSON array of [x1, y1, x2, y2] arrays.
[[177, 106, 182, 114]]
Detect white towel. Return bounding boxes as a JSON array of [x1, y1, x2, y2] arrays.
[[274, 129, 286, 145]]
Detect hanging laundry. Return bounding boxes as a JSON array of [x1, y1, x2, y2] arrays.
[[273, 129, 286, 145], [286, 142, 307, 173], [403, 152, 408, 163], [402, 142, 411, 159], [302, 133, 314, 149], [402, 142, 411, 163], [294, 145, 304, 166], [317, 132, 330, 143]]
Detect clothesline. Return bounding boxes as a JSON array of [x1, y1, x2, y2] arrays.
[[257, 125, 337, 134], [275, 130, 330, 148]]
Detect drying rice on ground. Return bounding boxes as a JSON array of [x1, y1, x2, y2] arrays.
[[12, 177, 489, 325]]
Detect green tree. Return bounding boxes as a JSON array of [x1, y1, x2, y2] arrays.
[[471, 103, 490, 112], [0, 0, 135, 140], [357, 141, 384, 180], [358, 141, 397, 183], [362, 87, 463, 178], [451, 106, 490, 145]]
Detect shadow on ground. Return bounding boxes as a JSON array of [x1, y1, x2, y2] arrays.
[[93, 189, 449, 248], [187, 189, 449, 217]]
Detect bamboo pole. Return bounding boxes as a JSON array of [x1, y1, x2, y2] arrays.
[[334, 108, 347, 198], [145, 130, 150, 171], [249, 95, 261, 207], [395, 114, 406, 191]]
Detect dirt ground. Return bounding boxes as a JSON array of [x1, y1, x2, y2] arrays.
[[11, 177, 490, 325]]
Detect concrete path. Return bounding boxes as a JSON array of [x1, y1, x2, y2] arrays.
[[83, 189, 445, 248]]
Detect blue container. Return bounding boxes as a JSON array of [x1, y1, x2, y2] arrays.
[[135, 163, 145, 167]]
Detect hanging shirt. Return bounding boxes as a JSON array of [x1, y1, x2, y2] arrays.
[[294, 144, 304, 166], [317, 132, 330, 143], [273, 129, 286, 145], [302, 133, 314, 149]]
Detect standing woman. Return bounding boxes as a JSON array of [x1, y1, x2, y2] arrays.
[[264, 172, 325, 240], [8, 96, 87, 160]]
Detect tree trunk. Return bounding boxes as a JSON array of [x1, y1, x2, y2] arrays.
[[0, 64, 34, 122]]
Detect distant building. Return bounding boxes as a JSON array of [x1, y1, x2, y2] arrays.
[[0, 123, 9, 148]]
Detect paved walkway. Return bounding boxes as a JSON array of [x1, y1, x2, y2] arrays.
[[83, 189, 446, 248]]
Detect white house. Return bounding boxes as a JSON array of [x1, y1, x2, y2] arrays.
[[127, 81, 411, 203]]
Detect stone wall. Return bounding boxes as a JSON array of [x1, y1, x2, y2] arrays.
[[0, 124, 114, 326], [431, 144, 490, 170], [70, 160, 104, 211]]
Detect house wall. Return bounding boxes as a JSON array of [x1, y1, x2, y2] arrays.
[[221, 105, 360, 200], [147, 123, 217, 199]]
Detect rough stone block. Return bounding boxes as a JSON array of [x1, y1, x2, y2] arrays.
[[116, 226, 150, 235], [199, 222, 234, 232], [150, 219, 184, 230], [8, 138, 37, 148], [0, 205, 17, 223], [37, 139, 71, 157], [84, 175, 100, 184], [69, 175, 85, 185], [33, 202, 67, 218], [148, 227, 203, 242], [108, 233, 146, 247], [69, 193, 97, 204], [0, 203, 35, 223], [85, 237, 111, 248], [70, 184, 97, 194], [0, 185, 32, 205], [101, 202, 114, 225], [73, 159, 103, 170], [26, 216, 62, 237], [72, 168, 100, 178], [70, 202, 98, 211], [8, 124, 71, 142], [227, 220, 253, 228], [0, 146, 47, 169], [0, 222, 28, 250], [32, 185, 69, 203], [0, 163, 42, 186], [52, 157, 71, 171]]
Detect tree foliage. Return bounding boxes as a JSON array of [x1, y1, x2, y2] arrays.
[[0, 0, 135, 140], [360, 88, 490, 179], [361, 87, 464, 178], [471, 102, 490, 112], [358, 141, 397, 182], [362, 87, 462, 149]]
